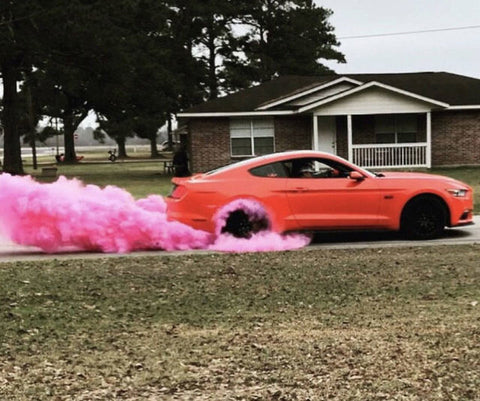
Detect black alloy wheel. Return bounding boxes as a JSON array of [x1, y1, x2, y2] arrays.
[[401, 197, 446, 240]]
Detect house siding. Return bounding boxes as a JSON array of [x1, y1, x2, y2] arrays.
[[188, 116, 312, 172], [432, 110, 480, 166], [188, 111, 480, 171], [189, 118, 230, 172], [274, 116, 311, 151]]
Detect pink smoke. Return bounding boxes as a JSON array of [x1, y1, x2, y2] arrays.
[[0, 174, 310, 254]]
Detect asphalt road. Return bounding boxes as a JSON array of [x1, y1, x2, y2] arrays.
[[1, 216, 479, 263]]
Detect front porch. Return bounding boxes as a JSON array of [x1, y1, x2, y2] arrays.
[[312, 112, 432, 169], [352, 142, 428, 169]]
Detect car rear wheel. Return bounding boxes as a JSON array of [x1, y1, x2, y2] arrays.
[[222, 210, 269, 238], [401, 196, 446, 240]]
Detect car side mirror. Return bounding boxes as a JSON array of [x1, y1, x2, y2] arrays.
[[349, 171, 365, 181]]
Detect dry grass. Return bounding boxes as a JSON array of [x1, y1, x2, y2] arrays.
[[1, 245, 479, 400]]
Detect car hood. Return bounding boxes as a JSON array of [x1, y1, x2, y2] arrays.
[[378, 171, 469, 188]]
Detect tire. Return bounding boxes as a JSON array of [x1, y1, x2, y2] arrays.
[[401, 196, 447, 240], [221, 210, 268, 238]]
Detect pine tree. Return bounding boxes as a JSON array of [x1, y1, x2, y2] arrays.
[[231, 0, 345, 84]]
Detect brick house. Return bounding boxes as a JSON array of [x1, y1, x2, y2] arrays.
[[177, 72, 480, 172]]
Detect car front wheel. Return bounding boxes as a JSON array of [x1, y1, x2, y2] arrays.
[[401, 197, 447, 240]]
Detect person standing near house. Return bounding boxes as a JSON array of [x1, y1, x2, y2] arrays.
[[173, 144, 191, 177]]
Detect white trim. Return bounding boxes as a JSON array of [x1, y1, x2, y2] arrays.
[[347, 115, 353, 162], [351, 142, 427, 149], [178, 110, 296, 117], [447, 105, 480, 110], [298, 81, 450, 113], [312, 115, 318, 150], [255, 77, 363, 110], [426, 112, 432, 168]]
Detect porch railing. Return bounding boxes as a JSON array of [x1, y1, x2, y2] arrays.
[[352, 142, 428, 169]]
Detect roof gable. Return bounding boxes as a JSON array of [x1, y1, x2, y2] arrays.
[[298, 81, 449, 113], [255, 77, 362, 110]]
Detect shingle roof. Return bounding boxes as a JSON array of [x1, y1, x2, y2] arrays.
[[183, 75, 337, 113], [182, 72, 480, 114], [345, 72, 480, 106]]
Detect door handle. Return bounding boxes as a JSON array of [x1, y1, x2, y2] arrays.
[[293, 187, 308, 193]]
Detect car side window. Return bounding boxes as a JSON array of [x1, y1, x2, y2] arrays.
[[283, 158, 352, 178], [249, 162, 288, 178]]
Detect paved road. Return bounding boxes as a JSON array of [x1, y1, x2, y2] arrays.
[[1, 216, 479, 263]]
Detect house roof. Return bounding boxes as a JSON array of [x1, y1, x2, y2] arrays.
[[181, 72, 480, 115]]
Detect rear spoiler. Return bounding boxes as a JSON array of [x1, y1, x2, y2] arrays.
[[171, 173, 203, 185]]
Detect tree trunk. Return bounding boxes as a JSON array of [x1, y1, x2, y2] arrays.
[[150, 135, 159, 158], [1, 62, 24, 175], [117, 136, 127, 158], [62, 114, 77, 163]]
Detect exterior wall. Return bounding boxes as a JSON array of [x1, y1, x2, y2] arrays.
[[189, 118, 230, 172], [188, 111, 480, 171], [274, 116, 311, 151], [188, 116, 312, 172], [352, 115, 375, 144], [432, 110, 480, 166], [349, 114, 427, 144]]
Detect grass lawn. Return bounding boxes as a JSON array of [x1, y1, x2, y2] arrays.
[[26, 160, 174, 199], [0, 246, 479, 400]]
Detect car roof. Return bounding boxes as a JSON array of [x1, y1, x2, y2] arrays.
[[205, 150, 358, 176]]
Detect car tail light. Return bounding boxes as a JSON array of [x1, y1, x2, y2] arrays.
[[168, 184, 187, 199]]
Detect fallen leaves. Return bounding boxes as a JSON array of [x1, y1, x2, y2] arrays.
[[0, 245, 479, 400]]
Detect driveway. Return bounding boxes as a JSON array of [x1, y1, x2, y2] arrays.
[[1, 216, 479, 263]]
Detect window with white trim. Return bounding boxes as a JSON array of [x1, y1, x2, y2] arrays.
[[230, 118, 275, 156], [375, 114, 418, 144]]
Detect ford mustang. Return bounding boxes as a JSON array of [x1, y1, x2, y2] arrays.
[[166, 151, 474, 240]]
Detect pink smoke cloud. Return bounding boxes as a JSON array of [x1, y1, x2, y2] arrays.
[[0, 174, 310, 254]]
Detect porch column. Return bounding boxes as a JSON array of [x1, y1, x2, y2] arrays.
[[347, 114, 353, 162], [312, 114, 319, 150], [426, 111, 432, 168]]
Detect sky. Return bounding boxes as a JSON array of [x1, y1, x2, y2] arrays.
[[317, 0, 480, 79], [4, 1, 480, 128]]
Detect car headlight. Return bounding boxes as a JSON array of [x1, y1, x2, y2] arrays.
[[446, 188, 468, 197]]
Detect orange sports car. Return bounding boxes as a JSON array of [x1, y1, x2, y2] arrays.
[[166, 151, 474, 240]]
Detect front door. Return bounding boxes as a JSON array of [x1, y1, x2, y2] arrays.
[[316, 116, 336, 154]]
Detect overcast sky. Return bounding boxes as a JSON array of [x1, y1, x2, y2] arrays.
[[317, 0, 480, 79]]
